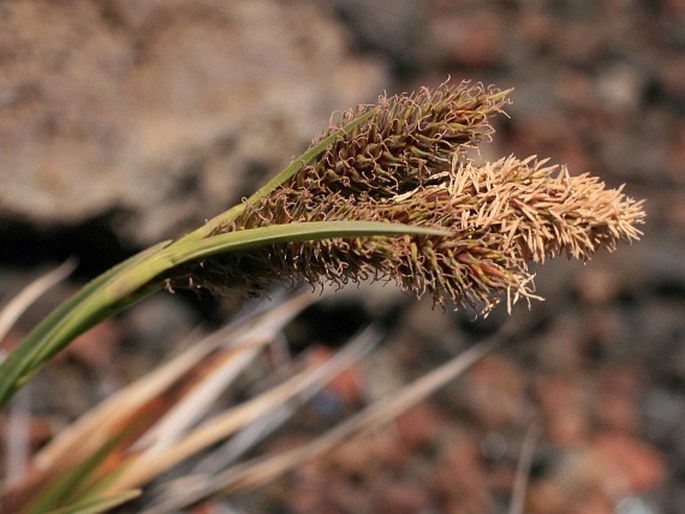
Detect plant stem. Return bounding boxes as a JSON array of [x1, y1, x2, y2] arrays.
[[0, 221, 448, 409]]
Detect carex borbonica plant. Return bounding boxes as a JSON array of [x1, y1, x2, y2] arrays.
[[174, 81, 644, 312], [0, 80, 645, 408]]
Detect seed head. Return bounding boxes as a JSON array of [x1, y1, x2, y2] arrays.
[[177, 82, 645, 314]]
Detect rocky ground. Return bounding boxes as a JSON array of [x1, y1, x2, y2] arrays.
[[1, 0, 684, 513]]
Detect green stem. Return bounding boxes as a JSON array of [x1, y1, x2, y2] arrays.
[[0, 221, 448, 409]]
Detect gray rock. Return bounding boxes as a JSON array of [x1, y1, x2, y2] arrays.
[[0, 0, 387, 245]]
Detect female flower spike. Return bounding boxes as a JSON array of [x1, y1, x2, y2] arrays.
[[186, 81, 645, 314]]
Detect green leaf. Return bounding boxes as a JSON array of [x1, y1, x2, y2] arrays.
[[0, 241, 172, 406], [163, 220, 452, 265], [0, 220, 448, 409]]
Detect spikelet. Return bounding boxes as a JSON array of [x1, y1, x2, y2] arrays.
[[176, 81, 645, 314]]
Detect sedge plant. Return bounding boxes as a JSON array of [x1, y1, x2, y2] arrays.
[[0, 80, 645, 512]]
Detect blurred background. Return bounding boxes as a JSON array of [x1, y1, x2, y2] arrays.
[[0, 0, 683, 512]]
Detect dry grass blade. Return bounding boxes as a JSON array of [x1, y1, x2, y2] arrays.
[[203, 327, 379, 469], [0, 259, 77, 354], [508, 422, 541, 514], [4, 386, 31, 489], [221, 338, 501, 493], [140, 320, 517, 514], [189, 327, 382, 474], [33, 293, 313, 468], [1, 260, 77, 489], [130, 331, 268, 455], [111, 325, 381, 496], [0, 293, 315, 513]]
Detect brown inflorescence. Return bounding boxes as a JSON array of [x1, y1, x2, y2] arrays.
[[181, 81, 645, 314]]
